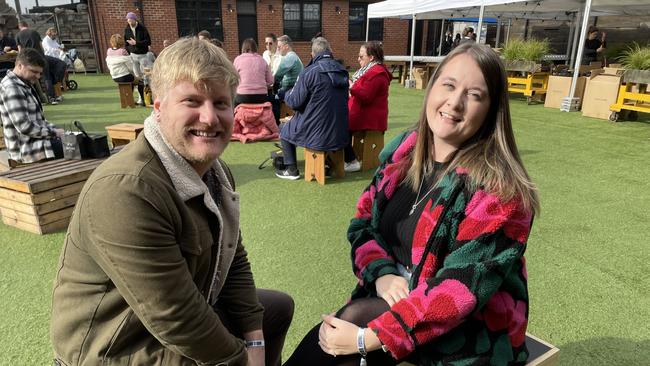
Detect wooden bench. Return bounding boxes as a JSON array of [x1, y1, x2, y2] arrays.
[[352, 130, 384, 172], [105, 123, 144, 147], [304, 148, 344, 185], [117, 82, 135, 108], [398, 333, 559, 366], [280, 101, 294, 119], [0, 157, 112, 234]]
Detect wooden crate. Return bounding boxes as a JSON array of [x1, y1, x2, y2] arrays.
[[0, 158, 104, 234]]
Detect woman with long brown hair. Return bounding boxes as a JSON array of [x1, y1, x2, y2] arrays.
[[284, 43, 539, 366]]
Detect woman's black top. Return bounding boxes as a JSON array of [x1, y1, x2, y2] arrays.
[[378, 161, 448, 268]]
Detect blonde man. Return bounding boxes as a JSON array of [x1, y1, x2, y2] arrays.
[[51, 37, 294, 366]]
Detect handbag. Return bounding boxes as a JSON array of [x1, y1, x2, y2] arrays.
[[62, 121, 110, 160], [258, 143, 285, 170]]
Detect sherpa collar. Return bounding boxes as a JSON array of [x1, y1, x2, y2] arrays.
[[143, 114, 235, 216]]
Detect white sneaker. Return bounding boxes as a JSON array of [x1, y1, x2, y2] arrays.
[[344, 160, 361, 172], [136, 97, 143, 105]]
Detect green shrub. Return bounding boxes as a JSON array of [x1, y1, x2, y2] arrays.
[[618, 43, 650, 70], [502, 38, 550, 62]]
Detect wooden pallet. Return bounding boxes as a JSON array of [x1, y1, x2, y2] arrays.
[[0, 158, 105, 234]]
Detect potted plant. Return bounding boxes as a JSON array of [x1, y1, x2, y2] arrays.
[[502, 38, 551, 73], [618, 43, 650, 84]]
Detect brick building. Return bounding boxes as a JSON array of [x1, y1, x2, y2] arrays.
[[88, 0, 411, 73]]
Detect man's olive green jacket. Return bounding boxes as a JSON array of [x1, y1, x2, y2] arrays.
[[51, 124, 263, 366]]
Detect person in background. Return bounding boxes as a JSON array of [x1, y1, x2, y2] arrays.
[[42, 27, 65, 59], [162, 39, 171, 48], [124, 11, 151, 105], [460, 27, 475, 44], [275, 37, 348, 180], [0, 48, 63, 163], [284, 43, 539, 366], [453, 32, 461, 48], [262, 33, 282, 76], [0, 29, 18, 52], [51, 37, 294, 366], [273, 35, 303, 97], [198, 29, 211, 41], [15, 20, 56, 104], [343, 41, 391, 173], [105, 33, 145, 106], [441, 30, 453, 55], [583, 25, 607, 65], [233, 38, 273, 106]]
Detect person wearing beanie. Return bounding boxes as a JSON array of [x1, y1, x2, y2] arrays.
[[124, 11, 151, 104]]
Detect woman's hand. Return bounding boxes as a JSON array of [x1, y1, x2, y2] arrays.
[[318, 315, 384, 357], [375, 274, 409, 306]]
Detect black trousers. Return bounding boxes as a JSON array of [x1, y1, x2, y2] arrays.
[[283, 297, 418, 366], [216, 289, 294, 366]]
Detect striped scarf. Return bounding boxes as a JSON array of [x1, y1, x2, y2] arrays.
[[352, 61, 380, 84]]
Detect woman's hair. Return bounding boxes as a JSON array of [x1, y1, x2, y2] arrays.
[[151, 37, 239, 101], [362, 41, 384, 63], [588, 26, 599, 34], [405, 43, 539, 214], [46, 27, 57, 37], [109, 34, 124, 49], [241, 38, 257, 53]]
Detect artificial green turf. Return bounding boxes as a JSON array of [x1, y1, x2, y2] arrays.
[[0, 74, 648, 365]]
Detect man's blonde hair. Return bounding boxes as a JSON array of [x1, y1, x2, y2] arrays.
[[151, 37, 239, 100]]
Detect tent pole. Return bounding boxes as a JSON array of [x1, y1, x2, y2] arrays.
[[408, 13, 416, 85], [566, 0, 593, 111], [365, 13, 370, 42], [565, 13, 576, 65], [476, 1, 486, 43], [495, 17, 501, 48], [438, 19, 446, 56], [569, 10, 582, 72], [506, 18, 511, 45]]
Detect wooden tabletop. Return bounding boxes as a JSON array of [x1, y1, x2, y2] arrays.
[[0, 158, 106, 194]]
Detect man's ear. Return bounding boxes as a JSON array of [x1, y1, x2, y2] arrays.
[[153, 99, 162, 121]]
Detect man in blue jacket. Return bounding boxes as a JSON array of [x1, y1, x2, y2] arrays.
[[275, 37, 349, 180]]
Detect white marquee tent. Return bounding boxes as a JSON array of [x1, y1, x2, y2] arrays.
[[368, 0, 650, 106]]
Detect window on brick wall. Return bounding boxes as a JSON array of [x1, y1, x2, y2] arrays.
[[348, 2, 383, 41], [283, 1, 321, 41], [176, 0, 224, 41]]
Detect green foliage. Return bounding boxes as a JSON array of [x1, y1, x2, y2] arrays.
[[618, 42, 650, 70], [502, 38, 550, 62]]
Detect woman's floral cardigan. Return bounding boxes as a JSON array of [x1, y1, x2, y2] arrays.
[[348, 131, 533, 365]]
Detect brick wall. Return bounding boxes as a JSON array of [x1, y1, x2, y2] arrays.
[[90, 0, 178, 73], [90, 0, 409, 72]]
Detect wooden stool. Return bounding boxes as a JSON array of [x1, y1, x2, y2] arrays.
[[304, 148, 344, 185], [280, 102, 294, 118], [118, 82, 135, 108], [397, 333, 559, 366], [54, 82, 63, 98], [352, 130, 384, 171], [105, 123, 144, 147]]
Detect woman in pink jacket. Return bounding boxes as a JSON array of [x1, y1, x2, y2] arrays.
[[344, 41, 392, 172], [233, 38, 273, 106]]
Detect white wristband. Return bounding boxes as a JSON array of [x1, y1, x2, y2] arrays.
[[245, 340, 265, 348], [357, 327, 367, 357]]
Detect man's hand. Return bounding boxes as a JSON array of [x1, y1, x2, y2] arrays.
[[375, 274, 409, 306], [246, 346, 264, 366], [127, 38, 137, 46], [244, 329, 264, 366]]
